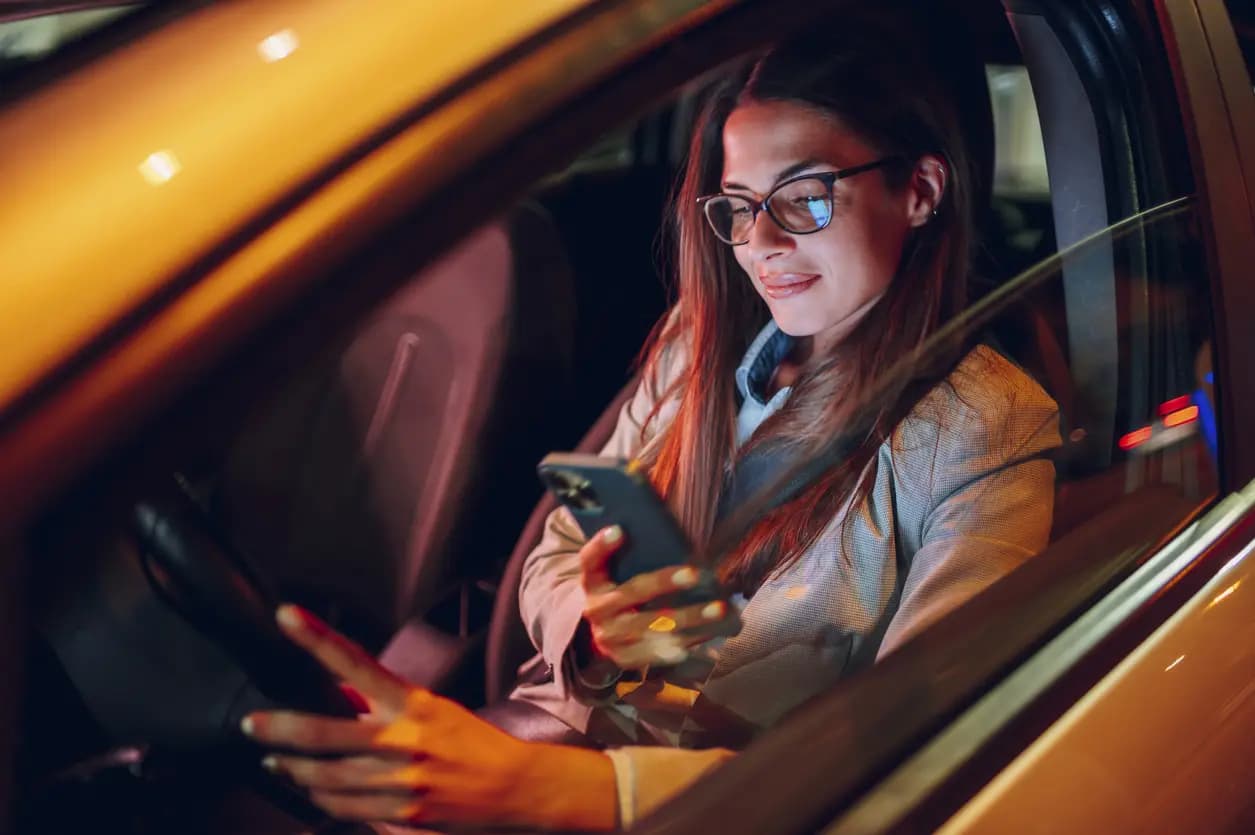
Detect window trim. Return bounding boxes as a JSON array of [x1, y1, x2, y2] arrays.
[[1159, 0, 1255, 491]]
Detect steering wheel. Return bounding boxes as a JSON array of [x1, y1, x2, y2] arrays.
[[128, 478, 358, 722], [21, 477, 357, 830]]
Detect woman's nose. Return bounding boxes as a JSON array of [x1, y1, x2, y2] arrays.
[[746, 206, 794, 258]]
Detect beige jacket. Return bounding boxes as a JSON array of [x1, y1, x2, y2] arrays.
[[511, 340, 1060, 824]]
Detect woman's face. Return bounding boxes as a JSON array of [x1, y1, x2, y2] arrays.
[[720, 99, 938, 354]]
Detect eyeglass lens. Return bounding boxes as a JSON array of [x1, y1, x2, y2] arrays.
[[703, 176, 833, 244]]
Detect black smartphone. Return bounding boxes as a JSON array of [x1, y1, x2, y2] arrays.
[[537, 452, 721, 608]]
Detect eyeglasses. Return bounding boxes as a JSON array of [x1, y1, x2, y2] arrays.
[[697, 157, 900, 245]]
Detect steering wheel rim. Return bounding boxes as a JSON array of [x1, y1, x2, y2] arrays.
[[130, 479, 357, 720]]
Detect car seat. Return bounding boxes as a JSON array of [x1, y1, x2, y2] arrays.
[[214, 202, 579, 661]]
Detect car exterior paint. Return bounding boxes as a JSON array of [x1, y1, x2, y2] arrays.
[[939, 486, 1255, 833], [0, 0, 723, 528], [0, 0, 590, 411]]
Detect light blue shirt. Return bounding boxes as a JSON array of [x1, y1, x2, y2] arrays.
[[734, 320, 796, 445]]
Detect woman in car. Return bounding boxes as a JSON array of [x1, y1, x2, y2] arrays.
[[242, 12, 1059, 831]]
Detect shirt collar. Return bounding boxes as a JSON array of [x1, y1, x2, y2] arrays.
[[735, 320, 797, 406]]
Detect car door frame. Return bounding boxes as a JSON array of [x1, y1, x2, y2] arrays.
[[1159, 0, 1255, 491]]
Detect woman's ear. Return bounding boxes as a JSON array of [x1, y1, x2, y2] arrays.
[[905, 154, 947, 227]]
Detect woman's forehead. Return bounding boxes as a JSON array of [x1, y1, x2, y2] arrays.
[[721, 100, 875, 190]]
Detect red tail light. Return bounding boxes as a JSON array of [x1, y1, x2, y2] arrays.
[[1118, 426, 1153, 450], [1158, 395, 1192, 415], [1163, 405, 1200, 428]]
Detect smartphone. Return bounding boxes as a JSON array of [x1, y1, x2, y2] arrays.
[[537, 452, 721, 608]]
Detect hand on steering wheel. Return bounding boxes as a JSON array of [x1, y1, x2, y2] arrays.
[[241, 605, 545, 828]]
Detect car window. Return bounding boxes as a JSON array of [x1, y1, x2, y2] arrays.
[[636, 3, 1225, 828], [988, 64, 1049, 198], [0, 5, 140, 92], [983, 62, 1055, 298], [770, 195, 1216, 541]]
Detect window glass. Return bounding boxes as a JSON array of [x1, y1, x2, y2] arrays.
[[988, 64, 1049, 199], [984, 63, 1057, 299], [0, 5, 140, 92], [878, 199, 1216, 545]]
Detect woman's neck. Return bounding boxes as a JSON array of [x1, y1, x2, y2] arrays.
[[766, 335, 813, 397], [790, 334, 815, 365]]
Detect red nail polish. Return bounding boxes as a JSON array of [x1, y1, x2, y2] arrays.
[[339, 683, 370, 713]]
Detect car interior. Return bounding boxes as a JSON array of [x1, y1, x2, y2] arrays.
[[10, 1, 1224, 832]]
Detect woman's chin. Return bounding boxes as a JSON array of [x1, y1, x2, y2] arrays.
[[767, 307, 824, 339]]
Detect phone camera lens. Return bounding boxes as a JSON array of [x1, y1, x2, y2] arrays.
[[546, 470, 601, 512]]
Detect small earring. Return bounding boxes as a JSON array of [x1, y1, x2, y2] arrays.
[[931, 206, 939, 218]]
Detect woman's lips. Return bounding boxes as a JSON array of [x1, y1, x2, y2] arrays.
[[759, 273, 821, 299]]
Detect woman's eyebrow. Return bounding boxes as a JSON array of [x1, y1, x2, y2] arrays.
[[722, 159, 826, 193]]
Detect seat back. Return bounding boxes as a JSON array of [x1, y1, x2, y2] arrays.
[[484, 376, 637, 704], [218, 205, 577, 646]]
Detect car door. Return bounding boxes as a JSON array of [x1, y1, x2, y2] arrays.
[[933, 2, 1255, 832]]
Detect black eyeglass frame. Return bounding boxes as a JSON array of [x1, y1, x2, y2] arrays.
[[696, 156, 902, 245]]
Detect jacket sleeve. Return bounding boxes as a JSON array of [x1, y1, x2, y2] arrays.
[[878, 352, 1062, 657], [602, 745, 736, 827], [517, 340, 683, 700]]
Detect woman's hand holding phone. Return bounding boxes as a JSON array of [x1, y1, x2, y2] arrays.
[[578, 525, 732, 670]]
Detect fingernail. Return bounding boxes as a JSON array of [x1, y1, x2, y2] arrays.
[[647, 614, 678, 633], [261, 755, 278, 773], [276, 605, 302, 631], [339, 682, 371, 713], [603, 525, 622, 544], [660, 646, 687, 664], [240, 716, 255, 736], [672, 567, 698, 587], [702, 601, 724, 621]]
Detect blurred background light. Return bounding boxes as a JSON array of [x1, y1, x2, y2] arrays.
[[258, 29, 299, 63], [138, 150, 181, 185]]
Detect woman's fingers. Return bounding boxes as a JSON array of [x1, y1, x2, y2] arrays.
[[275, 604, 410, 711], [265, 754, 426, 793], [591, 600, 729, 668], [583, 563, 705, 622], [242, 710, 390, 753], [609, 632, 690, 667], [578, 526, 625, 594], [597, 599, 728, 646], [577, 528, 733, 668]]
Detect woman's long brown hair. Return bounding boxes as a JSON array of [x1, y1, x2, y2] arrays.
[[636, 10, 992, 594]]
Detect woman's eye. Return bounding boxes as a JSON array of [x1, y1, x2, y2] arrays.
[[730, 206, 753, 218]]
